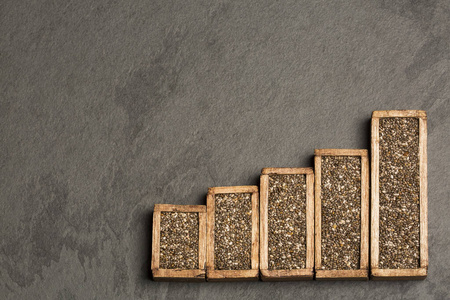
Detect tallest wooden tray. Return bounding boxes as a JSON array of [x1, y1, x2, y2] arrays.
[[371, 110, 428, 280]]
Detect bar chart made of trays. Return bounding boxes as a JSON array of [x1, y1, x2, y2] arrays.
[[151, 110, 428, 281]]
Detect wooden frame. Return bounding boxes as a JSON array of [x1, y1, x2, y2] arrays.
[[371, 110, 428, 280], [206, 186, 259, 281], [314, 149, 369, 280], [259, 168, 314, 281], [151, 204, 207, 281]]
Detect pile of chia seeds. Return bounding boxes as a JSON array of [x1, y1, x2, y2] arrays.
[[379, 117, 420, 269], [214, 193, 252, 270], [160, 212, 199, 269], [268, 174, 307, 270], [321, 156, 361, 270]]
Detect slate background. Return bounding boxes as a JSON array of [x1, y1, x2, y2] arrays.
[[1, 1, 449, 299]]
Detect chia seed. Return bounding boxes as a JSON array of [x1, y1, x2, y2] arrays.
[[159, 212, 199, 269], [214, 193, 252, 270], [321, 156, 361, 270], [268, 174, 307, 270], [379, 117, 420, 269]]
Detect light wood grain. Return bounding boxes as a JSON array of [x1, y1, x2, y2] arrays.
[[261, 167, 313, 175], [314, 149, 368, 156], [151, 210, 161, 272], [154, 204, 206, 213], [306, 173, 314, 270], [206, 193, 215, 272], [360, 154, 369, 270], [259, 175, 269, 271], [208, 186, 258, 194], [251, 191, 259, 270], [199, 211, 207, 271], [261, 269, 314, 281], [315, 270, 368, 280], [151, 204, 207, 281], [314, 155, 322, 270], [371, 268, 427, 280], [371, 117, 380, 270], [372, 110, 427, 118], [419, 117, 429, 269], [206, 186, 260, 281], [152, 269, 206, 282], [207, 270, 259, 281]]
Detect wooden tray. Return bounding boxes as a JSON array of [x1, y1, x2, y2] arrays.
[[151, 204, 207, 281], [371, 110, 428, 280], [259, 168, 314, 281], [206, 186, 259, 281], [314, 149, 369, 280]]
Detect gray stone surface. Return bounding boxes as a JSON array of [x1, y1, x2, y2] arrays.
[[1, 0, 449, 299]]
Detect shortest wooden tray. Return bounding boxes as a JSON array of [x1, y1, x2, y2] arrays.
[[207, 186, 260, 281], [151, 204, 207, 281], [260, 168, 314, 281]]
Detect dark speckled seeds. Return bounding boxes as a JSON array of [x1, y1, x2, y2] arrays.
[[268, 174, 307, 270], [379, 117, 420, 269], [160, 212, 199, 269], [321, 156, 361, 270], [214, 193, 252, 270]]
